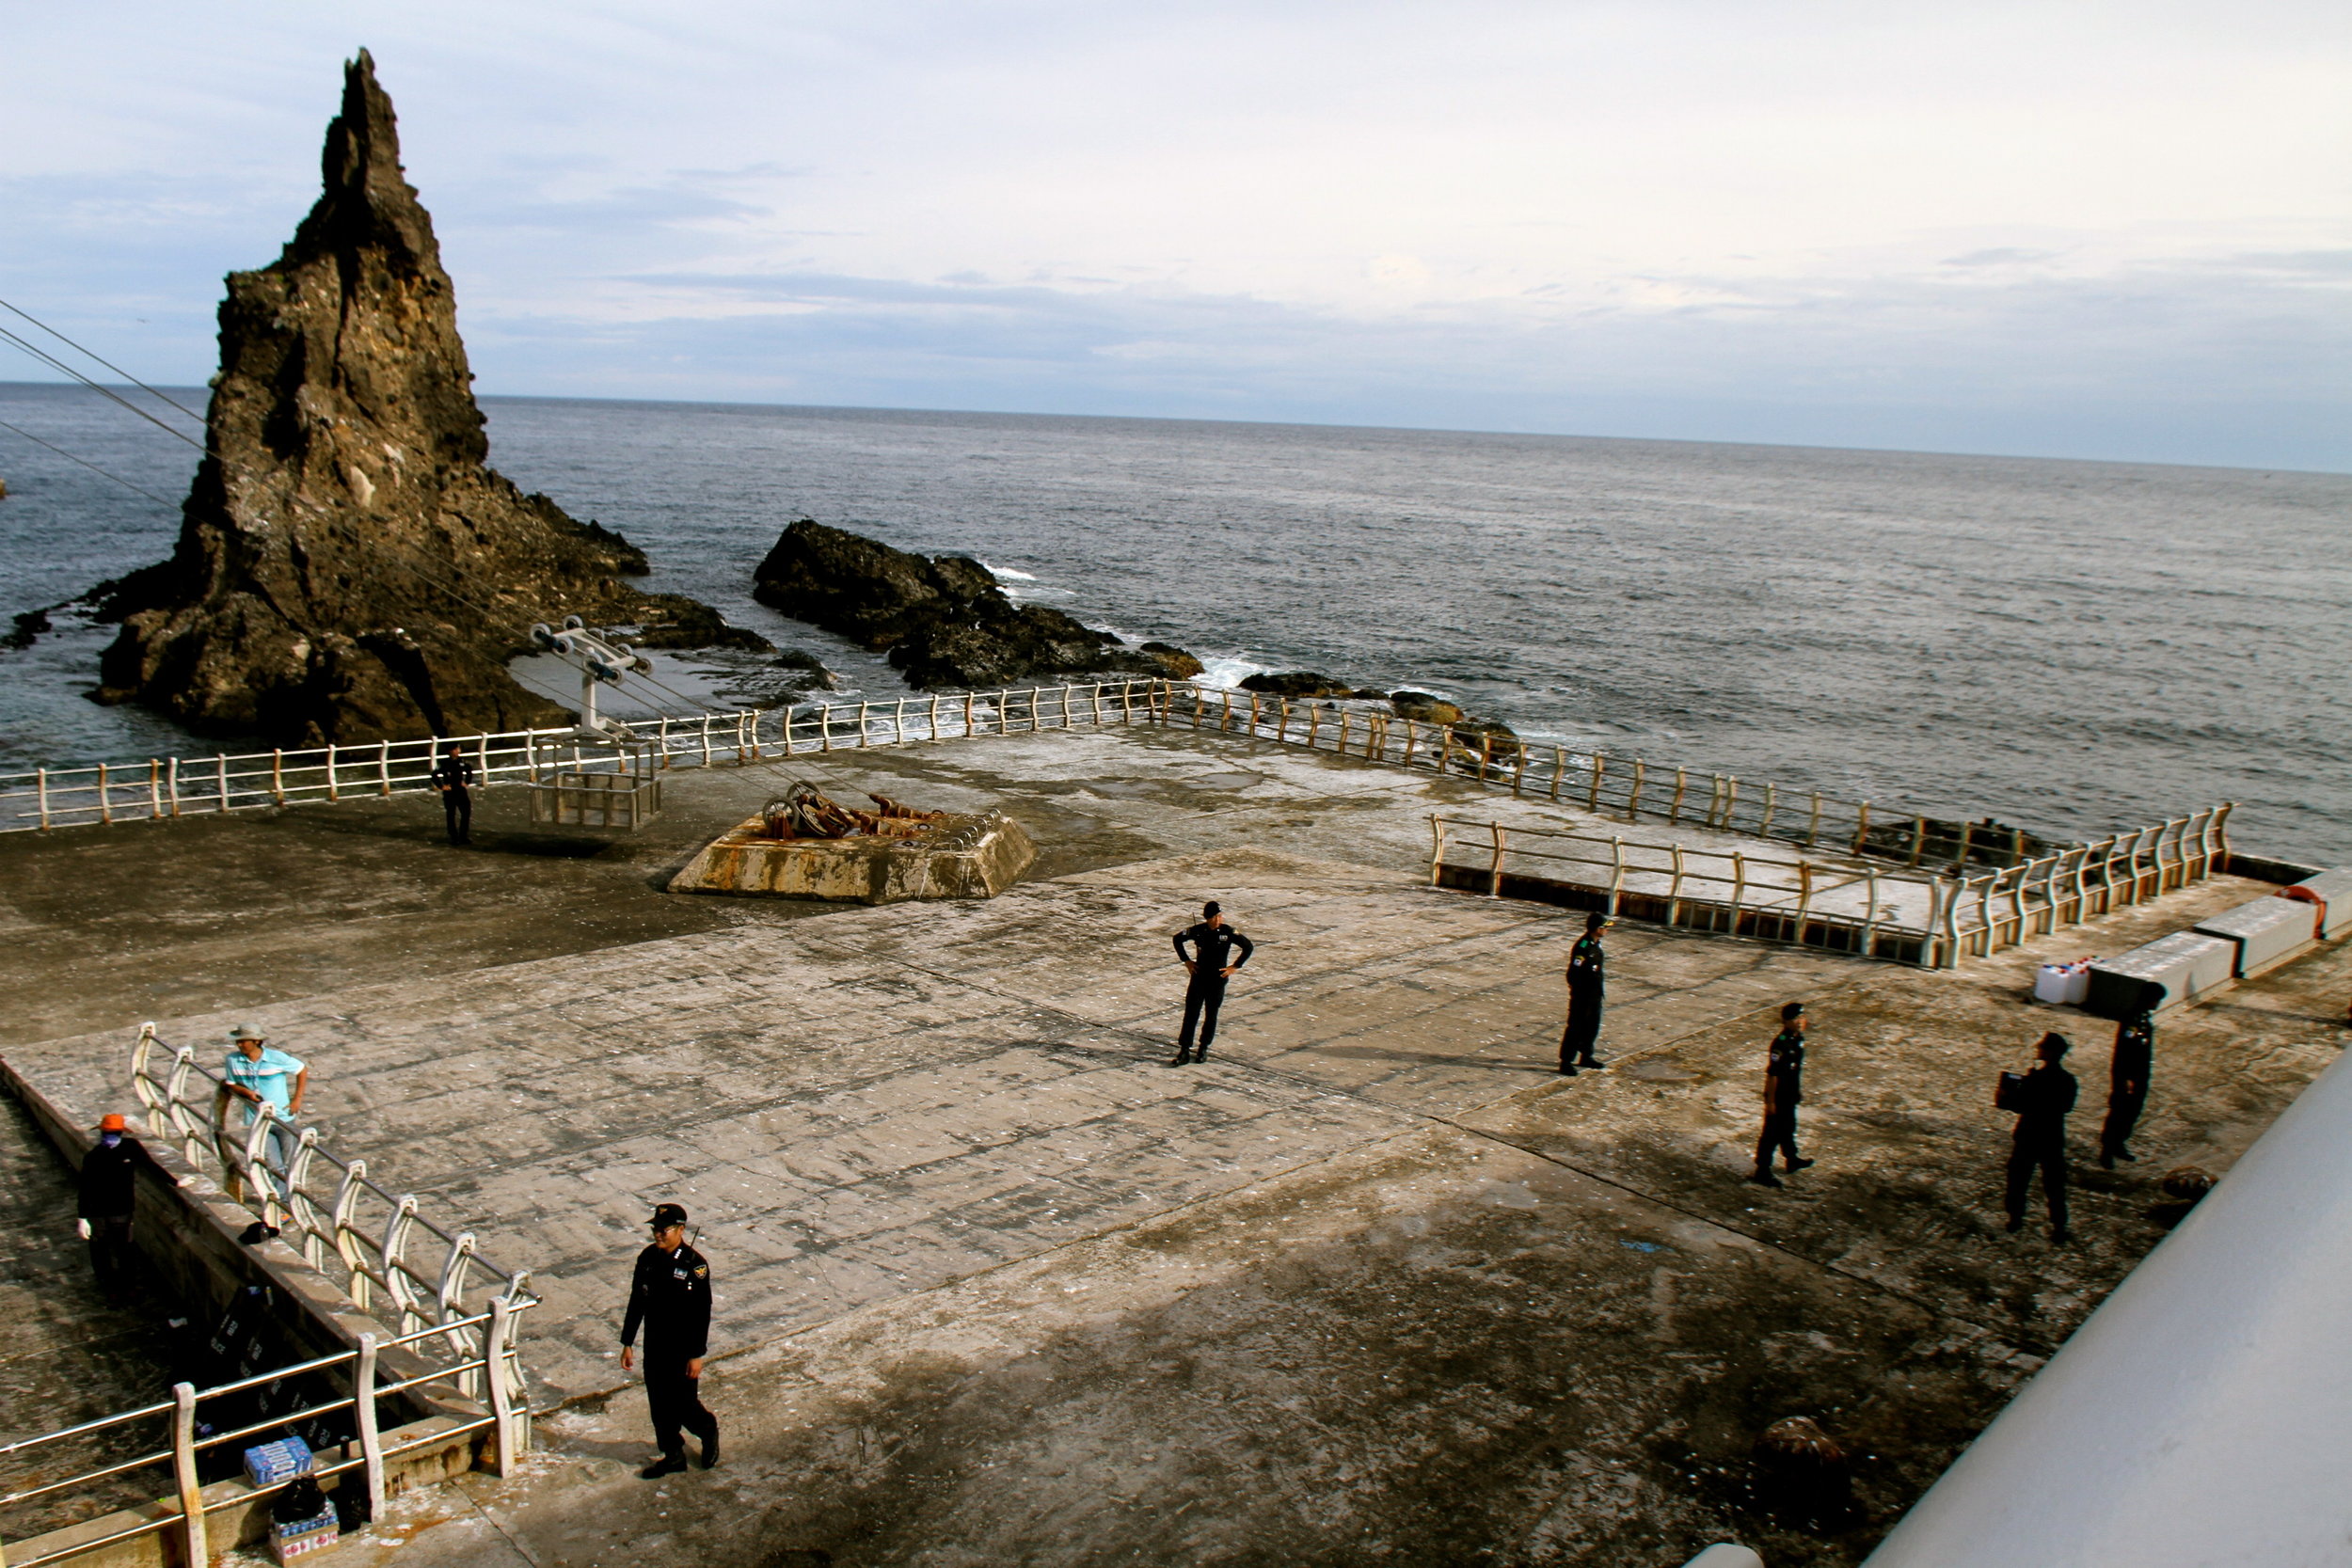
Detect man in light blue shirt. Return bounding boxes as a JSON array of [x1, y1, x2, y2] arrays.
[[216, 1026, 308, 1201]]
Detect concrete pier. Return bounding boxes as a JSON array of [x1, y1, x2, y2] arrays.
[[2, 724, 2343, 1566]]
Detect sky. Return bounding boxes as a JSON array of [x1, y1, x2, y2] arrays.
[[2, 1, 2346, 468]]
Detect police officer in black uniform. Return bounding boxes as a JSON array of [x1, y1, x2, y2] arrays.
[[1749, 1001, 1816, 1186], [620, 1202, 719, 1478], [1560, 912, 1613, 1074], [2005, 1033, 2077, 1242], [1170, 900, 1254, 1065], [430, 743, 476, 846], [2100, 982, 2160, 1168]]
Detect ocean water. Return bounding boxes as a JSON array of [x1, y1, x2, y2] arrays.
[[2, 382, 2345, 863]]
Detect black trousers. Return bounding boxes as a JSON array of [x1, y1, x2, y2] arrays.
[[2101, 1082, 2147, 1159], [1561, 990, 1603, 1067], [442, 789, 471, 844], [1755, 1105, 1802, 1169], [87, 1213, 135, 1293], [1179, 980, 1228, 1053], [2006, 1133, 2069, 1230], [644, 1352, 718, 1460]]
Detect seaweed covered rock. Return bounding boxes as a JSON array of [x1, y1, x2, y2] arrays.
[[92, 52, 762, 746], [1237, 670, 1353, 700], [1389, 689, 1465, 724], [752, 518, 1193, 689], [1139, 641, 1205, 680]]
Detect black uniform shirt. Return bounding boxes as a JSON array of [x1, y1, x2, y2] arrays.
[[430, 755, 477, 794], [622, 1242, 712, 1358], [1566, 934, 1606, 992], [1765, 1030, 1805, 1105], [79, 1137, 157, 1219], [2111, 1016, 2154, 1085], [2012, 1064, 2077, 1137], [1174, 923, 1253, 978]]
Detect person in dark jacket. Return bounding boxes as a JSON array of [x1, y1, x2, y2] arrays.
[[1170, 901, 1254, 1065], [77, 1113, 158, 1296], [2006, 1032, 2078, 1242], [2100, 982, 2160, 1168], [430, 743, 476, 846], [1559, 912, 1613, 1074], [620, 1202, 719, 1478], [1749, 1002, 1815, 1186]]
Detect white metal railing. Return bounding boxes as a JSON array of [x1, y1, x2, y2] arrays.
[[1152, 684, 2115, 872], [1935, 806, 2234, 960], [128, 1024, 532, 1389], [0, 1301, 531, 1568], [0, 678, 1163, 832], [1431, 803, 2233, 969]]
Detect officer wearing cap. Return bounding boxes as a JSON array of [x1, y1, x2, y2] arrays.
[[1170, 900, 1253, 1066], [1749, 1002, 1816, 1187], [430, 743, 476, 846], [77, 1113, 159, 1298], [2005, 1032, 2078, 1243], [1560, 912, 1613, 1074], [620, 1202, 719, 1478]]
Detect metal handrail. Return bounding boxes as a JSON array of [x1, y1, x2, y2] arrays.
[[1430, 801, 2231, 969], [127, 1027, 532, 1391], [0, 1302, 532, 1566], [1154, 683, 2220, 878], [0, 678, 1162, 833]]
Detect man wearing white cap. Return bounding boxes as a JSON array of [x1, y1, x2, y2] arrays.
[[215, 1025, 308, 1201]]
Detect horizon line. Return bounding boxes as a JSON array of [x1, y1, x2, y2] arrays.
[[1, 377, 2344, 481]]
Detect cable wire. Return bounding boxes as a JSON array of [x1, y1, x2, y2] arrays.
[[0, 416, 180, 508], [9, 306, 778, 727], [0, 297, 205, 422], [0, 325, 206, 452]]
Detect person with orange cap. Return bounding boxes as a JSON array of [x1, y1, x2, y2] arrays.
[[77, 1113, 160, 1298]]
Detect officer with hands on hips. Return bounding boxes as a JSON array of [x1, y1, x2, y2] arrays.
[[1170, 899, 1254, 1065], [621, 1201, 720, 1478]]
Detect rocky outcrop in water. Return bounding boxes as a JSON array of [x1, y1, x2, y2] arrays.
[[1239, 671, 1352, 700], [91, 52, 761, 746], [1389, 689, 1466, 724], [752, 518, 1197, 689]]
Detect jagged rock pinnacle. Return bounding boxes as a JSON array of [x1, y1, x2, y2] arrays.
[[95, 51, 762, 746]]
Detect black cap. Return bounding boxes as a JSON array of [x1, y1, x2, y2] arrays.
[[1585, 911, 1613, 930], [1203, 900, 1221, 917], [649, 1203, 689, 1229], [2037, 1032, 2072, 1057], [1781, 1000, 1807, 1022]]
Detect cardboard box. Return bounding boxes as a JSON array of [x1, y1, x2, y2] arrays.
[[272, 1507, 339, 1562], [242, 1435, 313, 1490]]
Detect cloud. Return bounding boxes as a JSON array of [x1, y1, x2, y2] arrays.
[[1943, 248, 2060, 268], [0, 0, 2344, 467]]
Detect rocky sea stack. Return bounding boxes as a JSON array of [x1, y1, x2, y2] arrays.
[[753, 519, 1196, 689], [93, 52, 760, 746]]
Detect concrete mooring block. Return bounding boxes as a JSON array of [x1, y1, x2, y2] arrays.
[[2285, 869, 2352, 941], [2195, 896, 2319, 977], [2086, 930, 2237, 1018], [667, 810, 1037, 904]]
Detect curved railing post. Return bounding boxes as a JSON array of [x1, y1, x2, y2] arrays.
[[381, 1195, 424, 1336], [333, 1160, 373, 1313]]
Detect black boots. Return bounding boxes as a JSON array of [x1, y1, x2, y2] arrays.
[[641, 1454, 688, 1480]]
